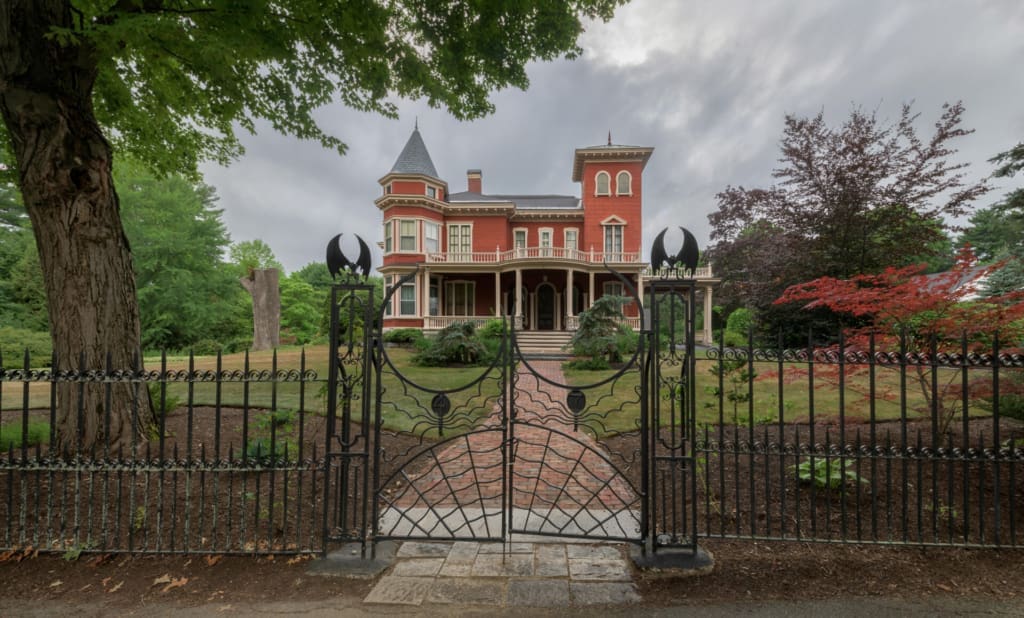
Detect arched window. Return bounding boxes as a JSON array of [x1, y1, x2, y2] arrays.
[[595, 171, 610, 196], [616, 171, 632, 195]]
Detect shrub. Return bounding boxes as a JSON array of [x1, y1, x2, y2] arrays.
[[245, 438, 294, 466], [725, 308, 753, 336], [384, 328, 424, 345], [791, 458, 866, 490], [0, 327, 52, 361], [571, 295, 632, 364], [563, 357, 610, 371], [147, 383, 182, 417], [414, 322, 487, 366]]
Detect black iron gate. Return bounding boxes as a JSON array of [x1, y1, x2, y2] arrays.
[[322, 232, 700, 556]]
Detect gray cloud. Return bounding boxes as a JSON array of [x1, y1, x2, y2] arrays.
[[199, 0, 1024, 272]]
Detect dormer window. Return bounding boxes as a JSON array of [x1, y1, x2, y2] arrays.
[[595, 171, 610, 196], [616, 171, 632, 196]]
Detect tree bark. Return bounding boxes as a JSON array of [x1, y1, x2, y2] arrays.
[[241, 268, 280, 351], [0, 1, 156, 455]]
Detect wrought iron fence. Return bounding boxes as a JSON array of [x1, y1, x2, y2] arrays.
[[1, 333, 1021, 555], [693, 335, 1024, 547], [0, 349, 328, 556]]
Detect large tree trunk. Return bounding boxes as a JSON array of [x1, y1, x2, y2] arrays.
[[241, 268, 281, 351], [0, 1, 156, 455]]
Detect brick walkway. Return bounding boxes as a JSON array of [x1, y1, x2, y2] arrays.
[[380, 360, 640, 539]]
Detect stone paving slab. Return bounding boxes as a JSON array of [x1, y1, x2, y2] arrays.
[[425, 578, 505, 605], [568, 558, 633, 581], [570, 581, 641, 605], [478, 542, 534, 554], [507, 579, 571, 607], [567, 544, 624, 560], [391, 557, 445, 577], [363, 576, 434, 605], [395, 541, 452, 557], [471, 552, 535, 577], [363, 541, 642, 608]]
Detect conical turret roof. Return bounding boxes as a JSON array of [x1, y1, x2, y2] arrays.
[[389, 127, 440, 179]]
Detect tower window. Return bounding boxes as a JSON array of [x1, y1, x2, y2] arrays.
[[595, 171, 610, 196], [616, 171, 632, 195]]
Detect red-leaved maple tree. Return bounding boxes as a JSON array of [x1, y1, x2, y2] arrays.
[[775, 247, 1024, 434]]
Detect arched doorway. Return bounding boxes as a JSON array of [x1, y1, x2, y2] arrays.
[[537, 283, 555, 330]]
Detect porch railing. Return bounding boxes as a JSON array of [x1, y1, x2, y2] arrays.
[[425, 246, 643, 265]]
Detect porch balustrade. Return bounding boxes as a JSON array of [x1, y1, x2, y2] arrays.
[[424, 246, 643, 265]]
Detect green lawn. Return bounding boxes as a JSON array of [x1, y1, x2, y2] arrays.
[[2, 345, 1005, 438]]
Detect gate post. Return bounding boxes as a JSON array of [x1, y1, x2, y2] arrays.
[[634, 228, 713, 571]]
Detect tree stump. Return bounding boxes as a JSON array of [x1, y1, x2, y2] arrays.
[[241, 268, 280, 351]]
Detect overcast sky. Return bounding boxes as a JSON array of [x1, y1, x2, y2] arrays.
[[200, 0, 1024, 274]]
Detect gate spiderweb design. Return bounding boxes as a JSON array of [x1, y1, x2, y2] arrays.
[[377, 362, 640, 541]]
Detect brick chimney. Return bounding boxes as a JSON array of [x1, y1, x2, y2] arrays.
[[467, 169, 482, 194]]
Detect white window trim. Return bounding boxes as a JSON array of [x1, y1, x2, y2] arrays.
[[615, 170, 633, 196], [594, 171, 611, 196], [424, 221, 440, 254], [399, 281, 417, 316], [603, 281, 625, 297], [538, 227, 554, 257], [513, 227, 528, 246], [603, 222, 624, 255], [397, 218, 418, 253], [384, 220, 393, 254], [563, 227, 579, 250], [447, 222, 474, 258]]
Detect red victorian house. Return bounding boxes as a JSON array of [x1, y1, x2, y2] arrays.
[[377, 128, 716, 345]]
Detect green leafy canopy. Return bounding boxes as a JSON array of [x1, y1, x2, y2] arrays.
[[22, 0, 625, 179]]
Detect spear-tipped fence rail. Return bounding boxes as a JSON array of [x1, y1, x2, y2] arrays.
[[0, 333, 1021, 555]]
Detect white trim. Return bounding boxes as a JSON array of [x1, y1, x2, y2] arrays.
[[564, 227, 579, 252], [600, 214, 627, 225], [603, 281, 625, 297], [513, 227, 528, 252], [594, 170, 611, 196], [615, 170, 633, 196], [446, 222, 474, 259], [399, 280, 417, 316], [397, 218, 418, 252], [538, 227, 553, 257], [424, 220, 440, 254]]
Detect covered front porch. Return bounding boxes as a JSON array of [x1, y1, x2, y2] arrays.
[[392, 265, 716, 343]]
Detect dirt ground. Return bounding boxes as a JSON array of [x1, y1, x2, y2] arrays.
[[0, 539, 1021, 612]]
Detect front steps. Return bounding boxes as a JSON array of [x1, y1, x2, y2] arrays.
[[513, 330, 574, 357]]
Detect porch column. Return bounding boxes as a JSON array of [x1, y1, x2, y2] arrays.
[[421, 267, 429, 321], [588, 270, 595, 308], [566, 268, 576, 330], [494, 271, 501, 317], [514, 268, 523, 329], [636, 272, 644, 304], [703, 284, 714, 344]]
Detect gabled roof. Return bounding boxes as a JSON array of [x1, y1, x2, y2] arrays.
[[447, 192, 581, 210], [389, 128, 440, 179]]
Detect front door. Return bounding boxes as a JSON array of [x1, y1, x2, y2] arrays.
[[537, 284, 555, 330]]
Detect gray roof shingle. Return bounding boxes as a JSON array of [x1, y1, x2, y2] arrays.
[[448, 192, 580, 210], [389, 128, 440, 179]]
